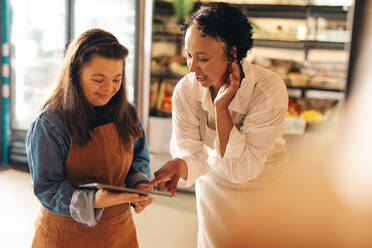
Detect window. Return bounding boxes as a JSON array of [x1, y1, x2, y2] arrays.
[[9, 0, 67, 129]]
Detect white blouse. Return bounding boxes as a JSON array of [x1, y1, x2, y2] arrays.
[[170, 60, 288, 187]]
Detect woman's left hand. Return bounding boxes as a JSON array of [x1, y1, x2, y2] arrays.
[[214, 61, 241, 108], [133, 183, 154, 214]]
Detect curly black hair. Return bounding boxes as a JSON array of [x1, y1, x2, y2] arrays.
[[180, 2, 253, 62]]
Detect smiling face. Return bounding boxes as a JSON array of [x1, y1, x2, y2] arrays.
[[79, 55, 123, 106], [184, 24, 230, 89]]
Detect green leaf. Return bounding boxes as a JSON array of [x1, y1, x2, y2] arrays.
[[173, 0, 195, 24]]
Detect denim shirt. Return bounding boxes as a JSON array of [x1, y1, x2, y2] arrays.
[[25, 105, 150, 227]]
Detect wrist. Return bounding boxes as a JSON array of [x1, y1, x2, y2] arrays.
[[174, 158, 188, 180], [93, 191, 99, 208], [214, 104, 230, 114]]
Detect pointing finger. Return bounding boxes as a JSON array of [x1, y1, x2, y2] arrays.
[[148, 174, 170, 187]]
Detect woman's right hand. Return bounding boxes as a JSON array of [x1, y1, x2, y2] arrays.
[[214, 61, 241, 108], [94, 189, 148, 208], [147, 158, 188, 196]]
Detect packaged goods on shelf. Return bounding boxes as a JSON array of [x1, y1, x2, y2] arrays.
[[155, 79, 177, 117], [288, 72, 309, 87], [151, 59, 165, 74], [285, 97, 337, 134], [251, 18, 306, 41], [168, 55, 188, 76], [150, 0, 351, 130], [151, 55, 187, 77], [308, 0, 352, 6], [152, 18, 166, 33], [285, 117, 306, 135], [300, 109, 322, 122], [287, 99, 300, 117], [253, 55, 347, 91], [253, 56, 305, 86], [288, 98, 337, 122], [308, 76, 346, 90], [168, 62, 188, 76], [149, 78, 160, 111], [152, 41, 177, 57], [303, 60, 347, 89]]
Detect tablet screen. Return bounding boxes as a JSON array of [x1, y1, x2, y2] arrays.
[[77, 183, 173, 197]]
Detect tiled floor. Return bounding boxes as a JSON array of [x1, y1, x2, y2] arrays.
[[0, 166, 197, 248]]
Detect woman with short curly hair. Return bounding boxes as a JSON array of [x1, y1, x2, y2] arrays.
[[150, 2, 289, 247]]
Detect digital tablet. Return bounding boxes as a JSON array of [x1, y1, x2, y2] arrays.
[[77, 183, 172, 197]]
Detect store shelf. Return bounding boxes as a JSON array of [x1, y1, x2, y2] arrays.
[[155, 1, 350, 20], [287, 85, 344, 92], [305, 89, 345, 100], [153, 32, 348, 50], [152, 32, 184, 42], [240, 4, 349, 20], [152, 73, 183, 80], [254, 39, 347, 50], [152, 75, 346, 100], [287, 85, 345, 99], [151, 0, 350, 129]]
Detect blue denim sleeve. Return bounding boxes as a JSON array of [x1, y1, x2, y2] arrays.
[[125, 120, 151, 188], [26, 117, 74, 216], [26, 115, 103, 226]]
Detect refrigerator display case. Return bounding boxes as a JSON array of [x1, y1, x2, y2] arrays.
[[9, 0, 67, 130], [147, 0, 354, 149], [145, 0, 356, 193]]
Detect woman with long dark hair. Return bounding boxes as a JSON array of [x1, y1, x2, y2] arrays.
[[26, 28, 152, 247]]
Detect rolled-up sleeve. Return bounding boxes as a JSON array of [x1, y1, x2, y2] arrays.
[[171, 71, 287, 186], [26, 114, 101, 227], [171, 82, 209, 188], [210, 105, 287, 183], [70, 190, 103, 227], [210, 74, 288, 183]]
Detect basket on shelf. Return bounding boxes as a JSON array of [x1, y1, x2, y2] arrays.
[[284, 117, 307, 135]]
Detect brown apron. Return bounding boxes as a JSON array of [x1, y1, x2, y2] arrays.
[[32, 123, 139, 248]]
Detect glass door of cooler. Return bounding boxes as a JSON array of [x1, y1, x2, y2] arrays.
[[9, 0, 67, 130], [7, 0, 67, 163]]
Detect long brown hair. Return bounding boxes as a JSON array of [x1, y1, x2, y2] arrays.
[[42, 28, 142, 147]]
